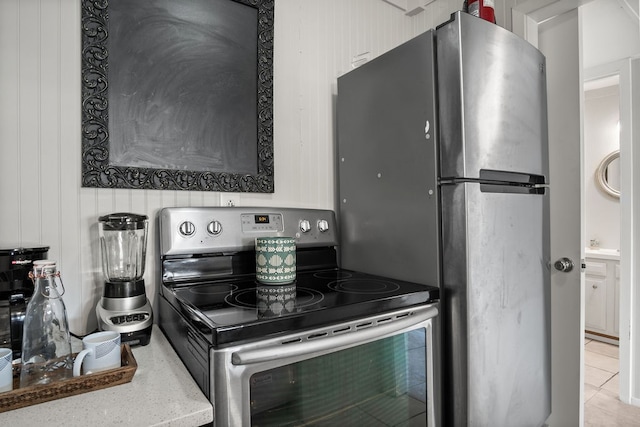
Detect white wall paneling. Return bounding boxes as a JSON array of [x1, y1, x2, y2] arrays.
[[0, 0, 21, 246], [584, 84, 621, 250]]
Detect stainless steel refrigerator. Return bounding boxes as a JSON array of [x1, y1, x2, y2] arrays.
[[336, 11, 551, 427]]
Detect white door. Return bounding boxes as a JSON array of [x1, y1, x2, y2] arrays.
[[511, 5, 585, 425], [538, 9, 584, 427]]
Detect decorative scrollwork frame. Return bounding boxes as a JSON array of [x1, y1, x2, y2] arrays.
[[81, 0, 274, 192]]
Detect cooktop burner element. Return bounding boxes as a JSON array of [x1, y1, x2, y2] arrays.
[[187, 284, 238, 295], [327, 278, 401, 294], [313, 270, 353, 280]]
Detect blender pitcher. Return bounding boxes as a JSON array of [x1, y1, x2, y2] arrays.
[[99, 213, 148, 282]]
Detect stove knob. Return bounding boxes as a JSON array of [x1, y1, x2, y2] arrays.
[[299, 219, 311, 233], [179, 221, 196, 237], [207, 220, 222, 236], [317, 219, 329, 233]]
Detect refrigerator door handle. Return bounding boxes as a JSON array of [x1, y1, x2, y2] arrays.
[[480, 181, 547, 195], [479, 169, 546, 184], [439, 170, 549, 194], [440, 169, 546, 185]]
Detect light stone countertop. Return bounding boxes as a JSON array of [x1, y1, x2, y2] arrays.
[[0, 325, 214, 426]]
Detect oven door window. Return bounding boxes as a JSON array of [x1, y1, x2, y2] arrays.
[[249, 329, 428, 426]]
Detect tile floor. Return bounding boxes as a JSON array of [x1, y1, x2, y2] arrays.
[[584, 338, 640, 426]]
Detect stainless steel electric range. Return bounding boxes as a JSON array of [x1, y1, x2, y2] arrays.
[[158, 207, 439, 426]]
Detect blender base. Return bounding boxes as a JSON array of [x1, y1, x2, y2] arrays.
[[119, 325, 152, 346], [96, 298, 153, 346]]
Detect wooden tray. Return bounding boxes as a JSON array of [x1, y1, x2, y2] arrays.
[[0, 344, 137, 413]]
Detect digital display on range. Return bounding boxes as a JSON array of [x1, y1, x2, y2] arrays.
[[241, 213, 282, 232], [255, 215, 270, 224]]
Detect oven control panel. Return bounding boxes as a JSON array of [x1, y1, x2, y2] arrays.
[[240, 213, 284, 233], [159, 207, 338, 256]]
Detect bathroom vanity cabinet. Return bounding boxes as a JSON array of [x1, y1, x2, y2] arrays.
[[584, 249, 620, 344]]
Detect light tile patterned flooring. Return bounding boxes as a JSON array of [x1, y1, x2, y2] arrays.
[[584, 338, 640, 426]]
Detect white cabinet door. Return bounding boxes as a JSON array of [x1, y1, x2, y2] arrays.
[[585, 276, 607, 332], [584, 257, 620, 340]]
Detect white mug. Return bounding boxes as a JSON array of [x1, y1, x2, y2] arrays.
[[0, 347, 13, 392], [73, 331, 121, 376]]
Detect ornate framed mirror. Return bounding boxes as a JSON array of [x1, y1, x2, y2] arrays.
[[81, 0, 274, 192], [595, 150, 620, 198]]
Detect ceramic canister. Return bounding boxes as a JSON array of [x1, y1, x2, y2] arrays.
[[255, 237, 296, 284]]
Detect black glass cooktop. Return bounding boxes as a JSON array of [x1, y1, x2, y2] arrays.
[[164, 268, 439, 346]]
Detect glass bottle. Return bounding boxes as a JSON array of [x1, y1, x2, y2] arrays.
[[20, 260, 73, 387]]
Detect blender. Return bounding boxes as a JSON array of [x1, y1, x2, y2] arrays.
[[96, 213, 153, 346]]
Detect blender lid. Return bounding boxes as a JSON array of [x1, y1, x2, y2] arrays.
[[99, 212, 148, 230]]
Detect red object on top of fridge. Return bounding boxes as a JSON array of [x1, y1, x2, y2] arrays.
[[467, 0, 496, 24]]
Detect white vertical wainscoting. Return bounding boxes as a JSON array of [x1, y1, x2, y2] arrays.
[[0, 0, 21, 246], [0, 0, 459, 334]]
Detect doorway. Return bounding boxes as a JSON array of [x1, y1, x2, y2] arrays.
[[580, 0, 640, 412], [584, 43, 639, 408], [582, 75, 624, 420], [583, 75, 620, 347]]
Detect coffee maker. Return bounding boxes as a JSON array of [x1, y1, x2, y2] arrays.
[[0, 245, 49, 359], [96, 213, 152, 346]]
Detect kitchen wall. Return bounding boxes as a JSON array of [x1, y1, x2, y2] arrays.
[[0, 0, 465, 334], [584, 83, 620, 250]]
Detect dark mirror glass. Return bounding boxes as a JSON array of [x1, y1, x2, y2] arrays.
[[81, 0, 274, 192]]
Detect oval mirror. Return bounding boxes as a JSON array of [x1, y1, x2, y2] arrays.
[[595, 150, 620, 198]]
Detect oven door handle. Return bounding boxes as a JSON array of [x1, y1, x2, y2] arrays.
[[231, 305, 438, 365]]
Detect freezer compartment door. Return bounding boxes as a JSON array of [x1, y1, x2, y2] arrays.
[[441, 182, 551, 426], [436, 11, 549, 180]]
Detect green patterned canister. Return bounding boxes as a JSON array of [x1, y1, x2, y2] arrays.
[[255, 237, 296, 284]]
